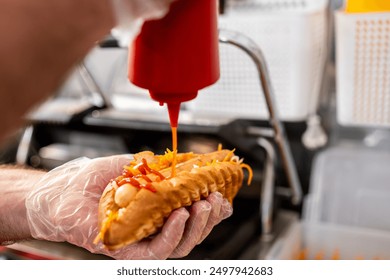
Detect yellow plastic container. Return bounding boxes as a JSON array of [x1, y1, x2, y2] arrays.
[[346, 0, 390, 13]]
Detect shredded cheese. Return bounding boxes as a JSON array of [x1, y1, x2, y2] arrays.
[[240, 163, 253, 185], [223, 149, 236, 162], [206, 147, 253, 186]]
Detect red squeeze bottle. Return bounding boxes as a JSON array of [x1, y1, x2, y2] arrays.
[[127, 0, 220, 128]]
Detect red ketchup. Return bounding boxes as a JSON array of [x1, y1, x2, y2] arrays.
[[127, 0, 220, 128]]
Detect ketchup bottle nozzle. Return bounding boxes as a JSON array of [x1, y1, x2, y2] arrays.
[[167, 102, 181, 128]]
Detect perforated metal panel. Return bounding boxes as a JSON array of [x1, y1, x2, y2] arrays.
[[337, 12, 390, 127]]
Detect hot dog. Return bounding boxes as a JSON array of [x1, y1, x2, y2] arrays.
[[95, 149, 252, 250]]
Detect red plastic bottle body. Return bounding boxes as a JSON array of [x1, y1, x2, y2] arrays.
[[127, 0, 220, 127]]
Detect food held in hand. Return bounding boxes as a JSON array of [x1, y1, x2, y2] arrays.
[[95, 148, 252, 250]]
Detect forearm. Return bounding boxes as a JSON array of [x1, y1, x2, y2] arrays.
[[0, 166, 46, 244], [0, 0, 115, 142]]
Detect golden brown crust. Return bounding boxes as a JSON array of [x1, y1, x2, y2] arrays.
[[97, 149, 245, 250]]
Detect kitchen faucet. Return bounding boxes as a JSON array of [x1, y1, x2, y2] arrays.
[[219, 29, 303, 207], [218, 29, 304, 240]]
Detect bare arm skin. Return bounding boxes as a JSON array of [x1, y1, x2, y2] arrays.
[[0, 0, 114, 244], [0, 0, 115, 142], [0, 166, 46, 244]]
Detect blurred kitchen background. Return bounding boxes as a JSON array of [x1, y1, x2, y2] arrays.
[[3, 0, 390, 260]]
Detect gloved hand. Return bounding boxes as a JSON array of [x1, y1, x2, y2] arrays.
[[25, 155, 233, 259], [110, 0, 178, 46]]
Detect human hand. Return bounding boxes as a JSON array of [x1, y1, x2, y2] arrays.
[[107, 192, 233, 259], [113, 0, 178, 21], [111, 0, 178, 46], [25, 155, 233, 259]]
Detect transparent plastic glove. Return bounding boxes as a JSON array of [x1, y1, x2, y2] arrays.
[[110, 0, 178, 47], [170, 192, 233, 258], [25, 155, 233, 259], [109, 192, 232, 260]]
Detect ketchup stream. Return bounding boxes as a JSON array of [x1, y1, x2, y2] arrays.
[[171, 126, 178, 178], [167, 103, 180, 178]]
